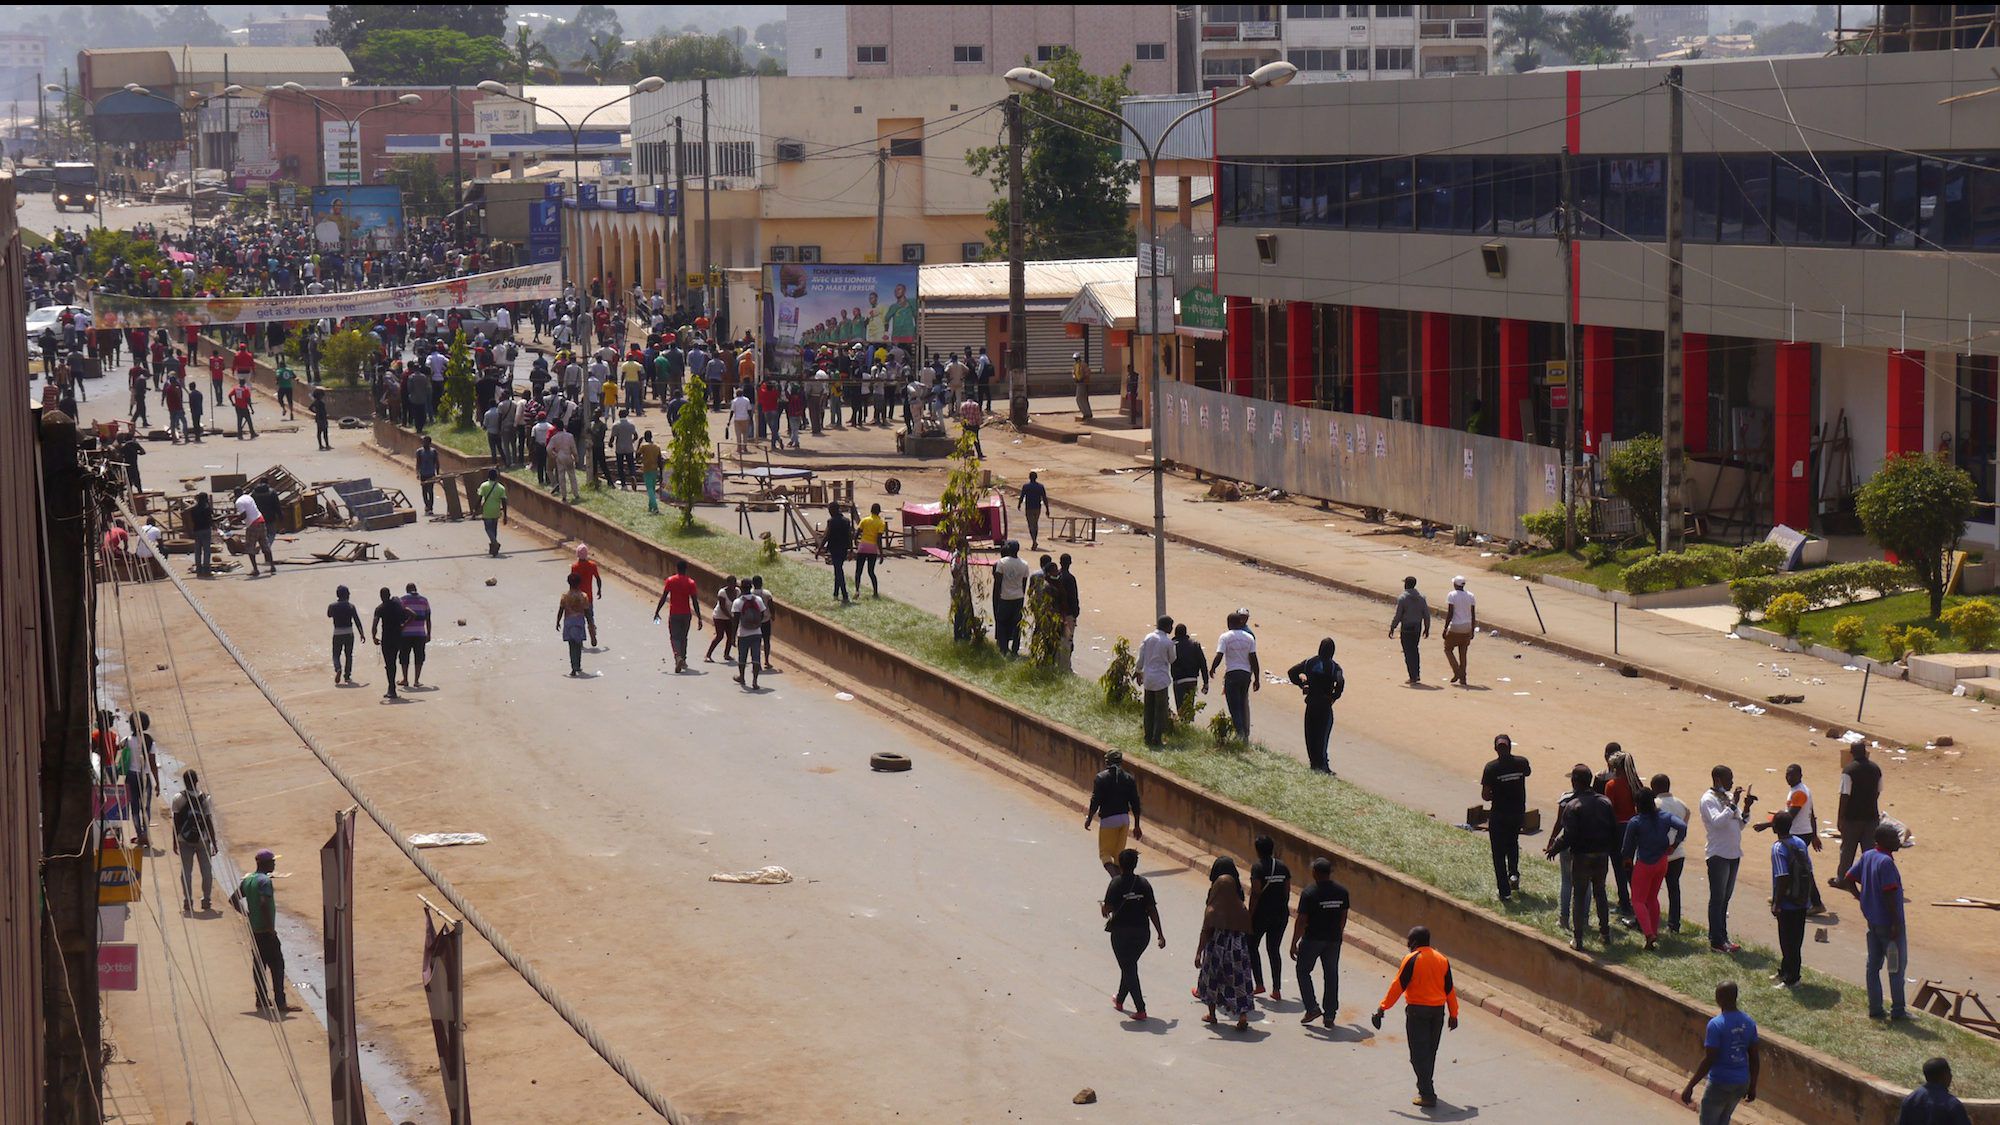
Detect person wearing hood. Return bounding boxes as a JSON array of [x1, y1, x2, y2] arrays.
[[1287, 638, 1346, 774]]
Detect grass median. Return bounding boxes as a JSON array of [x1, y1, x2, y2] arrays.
[[419, 424, 2000, 1094]]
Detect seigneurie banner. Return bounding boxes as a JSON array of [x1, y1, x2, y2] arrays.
[[88, 263, 564, 330]]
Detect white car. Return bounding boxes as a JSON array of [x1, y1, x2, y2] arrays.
[[25, 304, 90, 339]]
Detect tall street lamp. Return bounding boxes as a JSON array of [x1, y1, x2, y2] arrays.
[[475, 76, 666, 490], [101, 83, 224, 227], [1003, 61, 1295, 619], [267, 83, 423, 190]]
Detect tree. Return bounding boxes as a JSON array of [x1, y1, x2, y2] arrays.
[[1856, 453, 1978, 619], [1604, 434, 1662, 544], [437, 332, 477, 430], [385, 156, 451, 220], [754, 57, 787, 77], [161, 5, 228, 46], [577, 34, 629, 84], [509, 24, 561, 86], [1754, 21, 1828, 56], [1560, 5, 1634, 62], [938, 427, 988, 644], [541, 3, 623, 62], [322, 5, 507, 52], [1494, 5, 1562, 69], [1731, 19, 1758, 35], [966, 50, 1139, 261], [349, 29, 517, 88], [667, 378, 711, 528], [627, 32, 750, 82], [322, 329, 379, 388]]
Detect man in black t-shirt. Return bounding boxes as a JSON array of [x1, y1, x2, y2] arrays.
[[1247, 835, 1293, 999], [1289, 856, 1351, 1025], [1481, 734, 1533, 901], [1835, 744, 1884, 888], [1547, 764, 1618, 950]]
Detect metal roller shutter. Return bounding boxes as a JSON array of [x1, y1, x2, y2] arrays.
[[918, 308, 987, 364], [1024, 312, 1103, 393]]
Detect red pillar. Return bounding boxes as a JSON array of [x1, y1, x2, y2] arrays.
[[1582, 325, 1614, 454], [1225, 295, 1253, 396], [1351, 306, 1380, 417], [1886, 348, 1926, 456], [1498, 318, 1530, 441], [1286, 301, 1314, 406], [1421, 311, 1451, 428], [1683, 333, 1710, 454], [1773, 341, 1813, 530]]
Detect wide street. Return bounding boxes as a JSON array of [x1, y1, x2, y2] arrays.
[[83, 393, 1689, 1122]]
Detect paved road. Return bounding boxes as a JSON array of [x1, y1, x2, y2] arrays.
[[92, 405, 1687, 1122], [15, 187, 191, 238]]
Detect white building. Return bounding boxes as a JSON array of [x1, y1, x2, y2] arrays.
[[1198, 4, 1492, 90]]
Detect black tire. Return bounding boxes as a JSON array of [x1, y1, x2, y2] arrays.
[[869, 751, 912, 773]]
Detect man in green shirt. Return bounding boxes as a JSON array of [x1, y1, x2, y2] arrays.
[[637, 430, 663, 513], [274, 361, 297, 421], [229, 849, 296, 1012], [477, 468, 509, 557]]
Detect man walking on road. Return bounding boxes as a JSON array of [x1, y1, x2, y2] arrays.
[[1286, 638, 1344, 774], [1208, 611, 1260, 741], [1289, 856, 1350, 1027], [327, 584, 362, 684], [824, 503, 854, 605], [731, 575, 769, 689], [1085, 750, 1142, 877], [1699, 766, 1755, 953], [571, 546, 604, 649], [229, 377, 256, 438], [235, 489, 273, 578], [1835, 743, 1885, 889], [1137, 616, 1175, 746], [651, 559, 703, 673], [638, 430, 663, 513], [1388, 576, 1429, 684], [1850, 823, 1910, 1021], [1017, 471, 1051, 550], [170, 769, 217, 914], [1481, 735, 1531, 901], [1680, 981, 1758, 1124], [371, 587, 408, 701], [1547, 763, 1617, 950], [477, 469, 508, 557], [415, 435, 441, 516], [1371, 925, 1458, 1109], [1443, 575, 1477, 685], [230, 849, 296, 1013], [398, 582, 432, 689]]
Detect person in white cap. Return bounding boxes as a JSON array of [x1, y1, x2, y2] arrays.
[[1072, 352, 1093, 420], [1444, 576, 1478, 685]]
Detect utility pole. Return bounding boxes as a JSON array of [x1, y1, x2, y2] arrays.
[[35, 71, 44, 149], [1006, 94, 1028, 428], [1660, 65, 1687, 552], [1560, 144, 1579, 553], [873, 147, 887, 263], [673, 114, 687, 313], [699, 77, 711, 317], [449, 84, 464, 215], [222, 55, 231, 174]]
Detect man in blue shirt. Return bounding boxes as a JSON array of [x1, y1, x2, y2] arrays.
[[1849, 822, 1909, 1020], [1681, 980, 1758, 1124], [1768, 808, 1814, 989], [1899, 1057, 1972, 1125]]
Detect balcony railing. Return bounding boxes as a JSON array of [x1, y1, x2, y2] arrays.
[[1422, 55, 1487, 75], [1202, 19, 1282, 41], [1419, 17, 1488, 39]]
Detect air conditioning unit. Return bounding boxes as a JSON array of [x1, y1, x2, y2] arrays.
[[961, 241, 984, 262], [769, 245, 793, 262], [797, 245, 822, 263], [776, 140, 806, 162], [901, 243, 925, 263]]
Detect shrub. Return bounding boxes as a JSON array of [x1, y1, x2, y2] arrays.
[[1605, 435, 1663, 542], [1764, 592, 1811, 636], [321, 328, 380, 388], [1830, 615, 1867, 654], [1208, 710, 1237, 747], [1175, 688, 1205, 725], [1881, 626, 1912, 662], [1728, 560, 1915, 614], [1856, 452, 1978, 619], [1940, 600, 2000, 651], [1621, 548, 1725, 594], [1101, 637, 1137, 707], [1903, 626, 1941, 656], [1520, 498, 1590, 548], [1580, 541, 1616, 569], [1733, 541, 1789, 578]]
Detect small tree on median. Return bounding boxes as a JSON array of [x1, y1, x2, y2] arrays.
[[437, 330, 476, 430], [938, 427, 987, 644], [1855, 452, 1977, 620], [666, 377, 711, 529]]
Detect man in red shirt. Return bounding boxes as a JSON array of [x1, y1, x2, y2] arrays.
[[570, 545, 604, 648], [232, 344, 255, 381], [650, 559, 703, 673], [229, 378, 257, 438], [207, 350, 227, 403]]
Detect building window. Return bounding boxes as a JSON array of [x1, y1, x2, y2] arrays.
[[1346, 47, 1371, 70], [675, 140, 707, 177], [954, 45, 984, 63], [796, 245, 822, 263], [1036, 45, 1072, 62], [1206, 5, 1278, 21], [1204, 56, 1262, 78], [1375, 46, 1414, 70], [888, 136, 923, 157], [857, 45, 887, 64], [1137, 42, 1167, 60], [962, 241, 985, 261], [1957, 355, 1998, 522], [715, 141, 754, 178], [1376, 4, 1414, 17], [1287, 48, 1342, 70], [814, 47, 823, 59], [1286, 4, 1340, 16]]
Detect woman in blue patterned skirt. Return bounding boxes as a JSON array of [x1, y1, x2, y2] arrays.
[[1196, 856, 1258, 1030]]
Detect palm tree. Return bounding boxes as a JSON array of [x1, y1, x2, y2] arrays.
[[1493, 5, 1562, 69], [510, 23, 558, 86], [1560, 5, 1634, 63], [577, 34, 628, 84]]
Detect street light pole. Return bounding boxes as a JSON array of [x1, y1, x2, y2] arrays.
[[1002, 63, 1295, 619]]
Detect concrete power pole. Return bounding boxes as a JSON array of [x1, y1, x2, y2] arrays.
[[699, 77, 711, 317], [1661, 65, 1687, 552], [874, 148, 887, 264], [1560, 144, 1579, 553], [1006, 94, 1027, 428]]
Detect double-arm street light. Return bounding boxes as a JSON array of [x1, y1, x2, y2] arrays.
[[1003, 61, 1296, 619], [265, 82, 423, 189]]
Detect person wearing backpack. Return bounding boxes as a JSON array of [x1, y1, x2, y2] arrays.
[[171, 769, 218, 913], [731, 574, 769, 689], [1769, 807, 1814, 989], [1286, 638, 1345, 774]]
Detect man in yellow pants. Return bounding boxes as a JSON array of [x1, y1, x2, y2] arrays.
[[1085, 750, 1142, 876]]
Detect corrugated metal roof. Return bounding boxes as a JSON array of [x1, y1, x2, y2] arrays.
[[919, 257, 1135, 303], [1119, 94, 1215, 162], [84, 45, 352, 75], [1061, 279, 1136, 329], [519, 84, 637, 129]]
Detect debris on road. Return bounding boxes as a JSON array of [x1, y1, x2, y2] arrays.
[[1074, 1089, 1098, 1105], [408, 833, 487, 849], [708, 866, 793, 885]]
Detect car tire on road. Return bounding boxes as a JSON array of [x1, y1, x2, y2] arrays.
[[869, 751, 912, 773]]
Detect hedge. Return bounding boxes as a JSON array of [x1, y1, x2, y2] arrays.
[[1620, 541, 1788, 594], [1729, 560, 1915, 614]]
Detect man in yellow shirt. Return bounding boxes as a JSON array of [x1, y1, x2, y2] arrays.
[[1072, 352, 1093, 420], [637, 429, 663, 513], [619, 354, 645, 415]]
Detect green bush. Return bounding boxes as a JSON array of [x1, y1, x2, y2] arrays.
[[1101, 637, 1136, 707], [1940, 600, 2000, 651], [1733, 540, 1789, 578], [1881, 625, 1912, 662], [1904, 626, 1941, 656], [1856, 452, 1978, 619], [1621, 548, 1722, 593], [1606, 435, 1663, 542], [1208, 710, 1237, 746], [1764, 592, 1811, 636], [1520, 499, 1589, 548], [321, 328, 380, 388], [1831, 615, 1868, 653], [1728, 560, 1914, 614]]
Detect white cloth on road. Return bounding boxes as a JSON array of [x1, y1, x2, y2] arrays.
[[708, 865, 793, 885]]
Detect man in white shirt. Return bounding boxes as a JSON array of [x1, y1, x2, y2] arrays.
[[546, 427, 580, 502], [1651, 773, 1692, 935], [991, 541, 1032, 658], [1698, 765, 1758, 953], [234, 491, 270, 578], [1768, 763, 1827, 914], [730, 390, 754, 449], [1443, 575, 1477, 686], [1207, 610, 1261, 741], [1137, 615, 1177, 746]]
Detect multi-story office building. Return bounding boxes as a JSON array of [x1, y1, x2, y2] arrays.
[[1208, 48, 2000, 544], [1198, 4, 1491, 91], [785, 6, 1181, 94]]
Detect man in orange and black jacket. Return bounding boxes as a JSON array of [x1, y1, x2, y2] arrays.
[[1372, 925, 1460, 1108]]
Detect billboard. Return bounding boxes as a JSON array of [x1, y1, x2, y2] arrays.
[[763, 263, 919, 374], [311, 185, 404, 249]]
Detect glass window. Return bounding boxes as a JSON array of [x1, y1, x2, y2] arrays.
[[1220, 162, 1239, 222], [1717, 156, 1771, 244], [1773, 159, 1807, 244], [1278, 163, 1300, 225], [1321, 163, 1345, 227], [1415, 157, 1452, 230], [1346, 47, 1371, 71], [1345, 159, 1379, 229], [1852, 153, 1886, 246], [1376, 4, 1414, 16], [856, 45, 887, 64], [1957, 355, 1997, 522], [1619, 156, 1666, 239], [1814, 155, 1855, 247], [1883, 155, 1920, 248], [953, 45, 984, 63], [1376, 47, 1414, 71], [1574, 157, 1604, 239], [1459, 156, 1492, 234], [1969, 155, 2000, 248], [1288, 48, 1343, 70], [1305, 164, 1331, 225], [1922, 158, 1954, 247], [1685, 156, 1719, 242], [1137, 43, 1167, 60], [1380, 158, 1415, 229]]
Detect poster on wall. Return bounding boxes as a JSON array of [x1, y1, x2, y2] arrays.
[[310, 185, 405, 249], [762, 262, 920, 373]]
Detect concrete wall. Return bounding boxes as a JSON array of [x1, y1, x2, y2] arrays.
[[370, 418, 2000, 1125], [844, 6, 1178, 94]]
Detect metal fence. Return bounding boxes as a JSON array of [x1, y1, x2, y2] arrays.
[[1156, 382, 1567, 539]]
